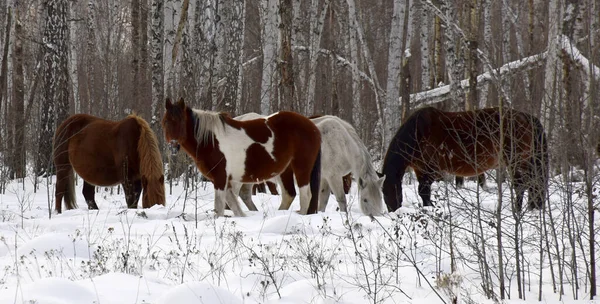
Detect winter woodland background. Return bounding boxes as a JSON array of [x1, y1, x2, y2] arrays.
[[0, 0, 599, 302]]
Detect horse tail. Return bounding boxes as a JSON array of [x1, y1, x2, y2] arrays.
[[132, 115, 166, 206], [307, 148, 321, 214], [532, 117, 549, 209]]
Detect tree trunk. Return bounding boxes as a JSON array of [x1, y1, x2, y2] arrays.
[[13, 3, 25, 179], [220, 0, 243, 115], [420, 5, 431, 90], [132, 0, 142, 112], [466, 0, 478, 111], [384, 0, 405, 145], [305, 0, 330, 116], [39, 0, 69, 176], [69, 1, 80, 114], [541, 0, 563, 140], [443, 1, 462, 108], [279, 0, 295, 111], [151, 0, 165, 145]]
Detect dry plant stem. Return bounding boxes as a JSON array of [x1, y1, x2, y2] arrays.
[[372, 217, 448, 304], [496, 101, 505, 300]]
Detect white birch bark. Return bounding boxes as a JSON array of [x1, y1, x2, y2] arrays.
[[69, 2, 79, 113], [541, 0, 563, 130], [348, 3, 361, 129], [235, 0, 246, 112], [443, 1, 462, 105], [151, 0, 165, 127], [347, 0, 384, 142], [305, 0, 330, 115], [384, 0, 405, 148], [259, 0, 279, 115], [421, 6, 431, 90], [163, 0, 176, 101], [480, 0, 491, 108], [503, 0, 531, 103], [292, 0, 306, 104]]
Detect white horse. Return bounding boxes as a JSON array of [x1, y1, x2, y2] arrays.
[[236, 113, 385, 216]]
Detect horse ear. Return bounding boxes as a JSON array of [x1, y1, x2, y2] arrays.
[[176, 97, 186, 109], [165, 98, 173, 110], [378, 175, 386, 187]]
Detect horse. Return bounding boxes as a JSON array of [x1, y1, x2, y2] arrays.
[[237, 113, 384, 216], [162, 98, 322, 216], [380, 106, 548, 212], [53, 113, 166, 213]]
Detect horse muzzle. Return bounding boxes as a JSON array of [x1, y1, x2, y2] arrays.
[[168, 140, 181, 156]]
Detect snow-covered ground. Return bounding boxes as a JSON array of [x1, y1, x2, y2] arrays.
[[0, 171, 597, 303]]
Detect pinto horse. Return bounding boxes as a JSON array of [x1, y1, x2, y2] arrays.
[[381, 107, 548, 212], [162, 98, 321, 216], [53, 113, 166, 213], [236, 113, 384, 216]]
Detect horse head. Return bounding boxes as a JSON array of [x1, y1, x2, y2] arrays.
[[358, 175, 386, 216], [162, 97, 187, 155]]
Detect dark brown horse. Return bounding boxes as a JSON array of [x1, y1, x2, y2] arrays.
[[53, 113, 166, 213], [162, 98, 321, 216], [380, 107, 548, 212]]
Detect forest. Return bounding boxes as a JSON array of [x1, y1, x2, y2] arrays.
[[0, 0, 598, 303]]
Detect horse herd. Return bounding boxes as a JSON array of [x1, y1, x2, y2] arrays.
[[53, 97, 549, 217]]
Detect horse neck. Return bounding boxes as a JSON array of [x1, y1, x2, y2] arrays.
[[190, 108, 226, 145], [381, 130, 415, 184]]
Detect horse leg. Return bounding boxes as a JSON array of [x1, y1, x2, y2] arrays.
[[82, 181, 99, 210], [277, 168, 297, 210], [133, 179, 143, 208], [318, 180, 331, 212], [237, 183, 258, 211], [511, 170, 527, 212], [342, 173, 352, 194], [267, 181, 279, 195], [55, 166, 75, 213], [225, 186, 246, 217], [455, 176, 464, 188], [122, 179, 138, 209], [477, 173, 488, 191], [415, 172, 434, 207], [214, 188, 227, 217], [328, 175, 348, 212]]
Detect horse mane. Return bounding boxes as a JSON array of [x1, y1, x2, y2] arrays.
[[191, 109, 227, 145], [130, 113, 166, 204], [326, 116, 377, 178], [382, 107, 434, 178]]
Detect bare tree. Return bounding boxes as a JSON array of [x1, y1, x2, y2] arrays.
[[279, 0, 295, 111], [12, 1, 25, 179], [150, 0, 164, 138], [39, 0, 69, 176]]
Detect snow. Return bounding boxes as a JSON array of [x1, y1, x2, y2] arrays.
[[0, 171, 596, 303]]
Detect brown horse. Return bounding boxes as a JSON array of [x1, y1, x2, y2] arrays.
[[380, 107, 548, 212], [162, 98, 321, 216], [53, 113, 166, 213]]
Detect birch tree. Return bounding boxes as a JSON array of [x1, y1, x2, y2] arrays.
[[259, 0, 279, 114], [420, 3, 431, 90], [39, 0, 69, 175], [69, 1, 80, 114], [279, 0, 295, 111], [540, 0, 563, 141], [219, 0, 244, 114], [384, 0, 405, 147], [304, 0, 330, 115], [151, 0, 164, 134], [12, 0, 24, 179]]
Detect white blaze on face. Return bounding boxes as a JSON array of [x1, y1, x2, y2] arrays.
[[215, 119, 276, 182]]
